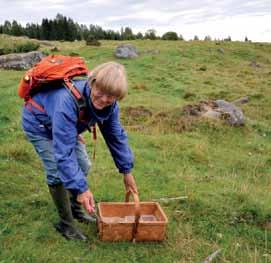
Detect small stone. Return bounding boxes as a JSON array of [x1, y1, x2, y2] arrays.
[[218, 48, 225, 54], [216, 233, 223, 239]]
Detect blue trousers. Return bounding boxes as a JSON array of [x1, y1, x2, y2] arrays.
[[25, 132, 91, 186]]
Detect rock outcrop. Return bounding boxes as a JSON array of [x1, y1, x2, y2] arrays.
[[183, 99, 246, 126], [0, 51, 44, 70], [114, 44, 139, 59]]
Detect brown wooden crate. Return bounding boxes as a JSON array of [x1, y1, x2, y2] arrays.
[[97, 201, 168, 241]]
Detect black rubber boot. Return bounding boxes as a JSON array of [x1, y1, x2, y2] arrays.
[[48, 184, 88, 241], [70, 193, 96, 224]]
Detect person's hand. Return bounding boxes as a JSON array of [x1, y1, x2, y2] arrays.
[[123, 173, 138, 194], [77, 189, 95, 214]]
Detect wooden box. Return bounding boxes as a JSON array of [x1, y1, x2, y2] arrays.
[[97, 192, 168, 242]]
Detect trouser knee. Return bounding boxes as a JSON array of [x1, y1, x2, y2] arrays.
[[76, 140, 91, 176]]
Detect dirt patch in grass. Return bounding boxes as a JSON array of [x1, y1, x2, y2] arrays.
[[131, 82, 147, 90], [183, 100, 217, 116], [122, 106, 199, 133], [149, 110, 199, 133], [121, 106, 153, 125]]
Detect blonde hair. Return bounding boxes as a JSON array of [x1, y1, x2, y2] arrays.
[[89, 62, 128, 100]]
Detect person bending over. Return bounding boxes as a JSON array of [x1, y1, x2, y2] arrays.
[[22, 62, 138, 241]]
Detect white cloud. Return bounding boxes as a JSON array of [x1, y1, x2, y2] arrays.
[[0, 0, 270, 42], [106, 10, 186, 23], [88, 0, 113, 5]]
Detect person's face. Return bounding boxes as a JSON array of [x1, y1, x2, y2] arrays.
[[91, 83, 116, 110]]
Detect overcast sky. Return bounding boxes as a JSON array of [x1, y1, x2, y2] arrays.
[[0, 0, 270, 42]]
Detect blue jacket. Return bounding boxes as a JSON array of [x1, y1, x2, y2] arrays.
[[22, 80, 134, 194]]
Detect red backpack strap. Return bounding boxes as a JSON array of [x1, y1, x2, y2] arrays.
[[25, 98, 46, 113], [26, 79, 86, 117], [86, 124, 97, 160], [63, 78, 86, 112], [92, 124, 97, 160]]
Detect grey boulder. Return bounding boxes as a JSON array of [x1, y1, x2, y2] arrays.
[[214, 99, 245, 126], [114, 44, 139, 59], [0, 51, 44, 70]]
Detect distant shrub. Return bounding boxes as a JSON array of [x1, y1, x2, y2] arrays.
[[69, 52, 80, 56], [194, 35, 199, 41], [1, 47, 12, 55], [85, 34, 101, 46], [204, 35, 212, 41], [0, 41, 40, 55], [162, 31, 178, 40], [183, 92, 196, 99], [144, 29, 157, 40], [14, 41, 40, 53], [224, 36, 231, 42], [42, 50, 50, 56], [50, 46, 60, 52], [199, 65, 207, 71], [132, 82, 147, 90]]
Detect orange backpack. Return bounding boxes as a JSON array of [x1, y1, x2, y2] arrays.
[[18, 54, 97, 158], [18, 54, 89, 101]]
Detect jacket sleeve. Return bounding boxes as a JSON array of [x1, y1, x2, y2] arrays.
[[98, 104, 134, 174], [51, 95, 88, 195]]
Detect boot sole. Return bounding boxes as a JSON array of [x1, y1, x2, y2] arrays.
[[53, 223, 88, 241]]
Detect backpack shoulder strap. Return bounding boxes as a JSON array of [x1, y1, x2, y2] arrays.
[[63, 79, 97, 160], [63, 78, 86, 116]]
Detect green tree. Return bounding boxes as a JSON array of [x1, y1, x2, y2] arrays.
[[179, 34, 184, 41], [224, 36, 231, 42], [122, 27, 134, 40], [204, 35, 212, 41], [80, 24, 89, 40], [89, 24, 104, 40], [74, 23, 83, 40], [25, 23, 38, 39], [55, 13, 66, 40], [145, 29, 157, 40], [194, 35, 199, 41], [162, 31, 178, 40], [40, 18, 50, 40], [104, 30, 121, 40], [3, 20, 12, 35], [136, 32, 143, 39], [11, 20, 24, 36]]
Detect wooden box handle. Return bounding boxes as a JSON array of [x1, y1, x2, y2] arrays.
[[125, 191, 140, 241]]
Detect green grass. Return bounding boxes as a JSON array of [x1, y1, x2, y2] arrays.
[[0, 36, 271, 262]]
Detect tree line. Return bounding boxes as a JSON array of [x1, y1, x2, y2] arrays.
[[0, 13, 248, 42], [0, 14, 184, 41]]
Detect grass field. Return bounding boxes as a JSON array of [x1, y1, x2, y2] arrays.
[[0, 36, 271, 262]]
